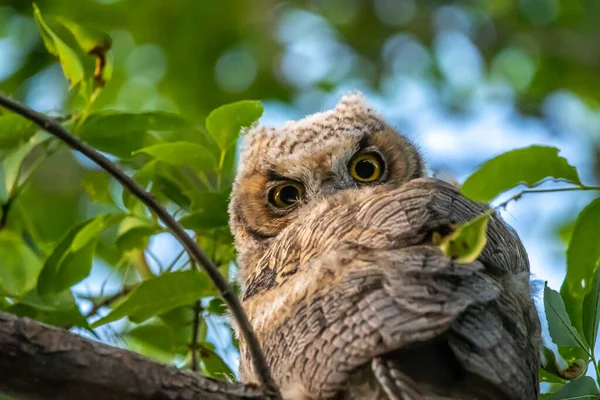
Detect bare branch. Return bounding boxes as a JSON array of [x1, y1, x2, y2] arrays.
[[0, 93, 280, 398], [0, 311, 266, 400]]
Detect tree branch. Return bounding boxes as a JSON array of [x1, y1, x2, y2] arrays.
[[0, 311, 265, 400], [0, 93, 280, 398]]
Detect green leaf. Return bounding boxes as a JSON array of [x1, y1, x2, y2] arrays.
[[55, 17, 111, 54], [33, 4, 84, 88], [205, 100, 263, 151], [545, 284, 588, 349], [583, 265, 600, 352], [54, 16, 112, 86], [135, 142, 217, 170], [115, 216, 160, 251], [7, 289, 88, 328], [122, 160, 157, 210], [0, 114, 37, 149], [437, 214, 489, 263], [0, 231, 42, 296], [92, 270, 215, 327], [178, 210, 229, 230], [564, 199, 600, 297], [206, 297, 227, 316], [79, 111, 188, 157], [126, 319, 190, 355], [2, 140, 38, 200], [545, 376, 598, 400], [82, 171, 114, 204], [461, 146, 582, 202], [72, 214, 124, 251], [37, 215, 123, 295], [200, 341, 235, 380]]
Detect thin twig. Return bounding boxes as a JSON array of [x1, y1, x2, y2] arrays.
[[0, 93, 280, 398], [166, 248, 186, 272], [494, 185, 600, 210], [190, 300, 203, 372], [85, 285, 135, 319]]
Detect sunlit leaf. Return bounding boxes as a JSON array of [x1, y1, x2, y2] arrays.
[[135, 142, 216, 170], [545, 376, 598, 400], [71, 214, 124, 251], [461, 146, 582, 202], [437, 214, 489, 263], [2, 140, 38, 199], [79, 111, 188, 157], [55, 17, 112, 86], [205, 100, 263, 151], [115, 216, 160, 251], [0, 231, 42, 296], [82, 171, 114, 204], [33, 4, 84, 88], [564, 199, 600, 297], [92, 270, 215, 327], [544, 284, 588, 349]]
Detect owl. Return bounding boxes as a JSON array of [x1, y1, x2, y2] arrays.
[[228, 93, 541, 400]]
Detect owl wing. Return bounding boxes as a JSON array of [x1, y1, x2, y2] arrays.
[[248, 179, 540, 399]]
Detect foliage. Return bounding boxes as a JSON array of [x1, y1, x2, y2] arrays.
[[0, 2, 599, 399], [456, 146, 600, 398], [0, 4, 257, 375]]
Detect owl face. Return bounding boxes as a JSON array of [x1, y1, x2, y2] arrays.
[[229, 93, 424, 284]]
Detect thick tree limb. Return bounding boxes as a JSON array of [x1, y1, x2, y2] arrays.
[[0, 311, 266, 400], [0, 93, 279, 398]]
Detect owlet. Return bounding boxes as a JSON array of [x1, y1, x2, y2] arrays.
[[229, 93, 541, 400]]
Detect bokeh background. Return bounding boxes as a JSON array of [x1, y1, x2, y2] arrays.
[[1, 0, 599, 377]]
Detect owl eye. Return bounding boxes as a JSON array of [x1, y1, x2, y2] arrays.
[[269, 182, 305, 208], [349, 152, 384, 182]]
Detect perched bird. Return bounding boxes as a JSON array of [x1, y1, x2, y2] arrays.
[[228, 93, 541, 400]]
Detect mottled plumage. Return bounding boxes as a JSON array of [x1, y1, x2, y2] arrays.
[[229, 94, 541, 399]]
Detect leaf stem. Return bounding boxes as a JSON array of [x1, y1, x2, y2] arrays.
[[494, 185, 600, 210], [0, 93, 281, 399]]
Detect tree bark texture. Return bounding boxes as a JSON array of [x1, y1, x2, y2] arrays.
[[0, 311, 266, 400]]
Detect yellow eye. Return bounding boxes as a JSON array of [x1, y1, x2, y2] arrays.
[[269, 182, 305, 208], [349, 153, 384, 182]]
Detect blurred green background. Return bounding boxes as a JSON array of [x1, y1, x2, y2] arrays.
[[1, 0, 599, 381]]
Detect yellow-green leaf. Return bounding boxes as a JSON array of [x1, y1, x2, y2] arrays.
[[205, 100, 263, 151], [55, 17, 113, 86], [91, 270, 216, 327], [462, 146, 582, 202], [33, 4, 84, 88], [438, 214, 489, 263]]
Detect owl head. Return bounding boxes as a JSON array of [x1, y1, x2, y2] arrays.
[[229, 92, 424, 286]]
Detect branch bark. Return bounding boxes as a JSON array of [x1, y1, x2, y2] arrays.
[[0, 93, 279, 398], [0, 311, 266, 400]]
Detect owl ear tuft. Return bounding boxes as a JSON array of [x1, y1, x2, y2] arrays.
[[335, 91, 370, 110]]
